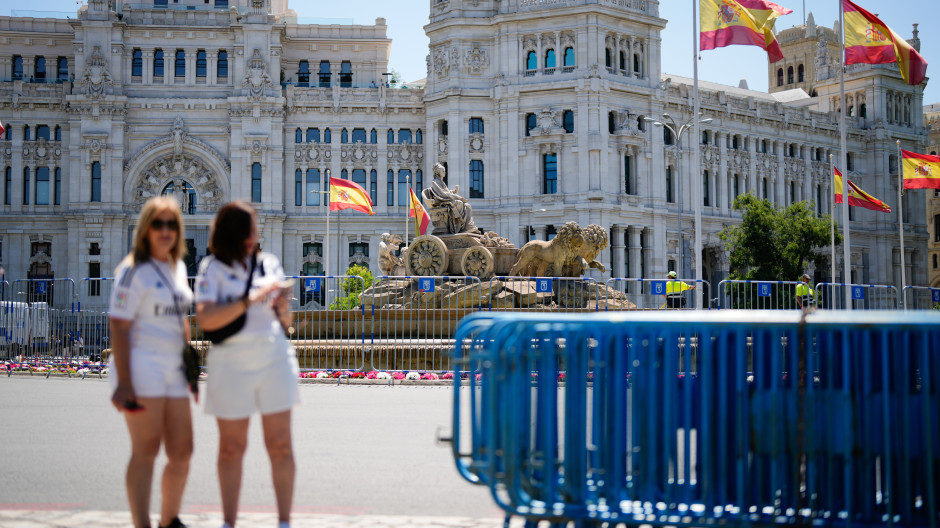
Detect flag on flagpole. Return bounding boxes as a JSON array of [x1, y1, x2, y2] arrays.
[[842, 0, 927, 85], [408, 186, 430, 237], [901, 149, 940, 189], [0, 122, 5, 138], [700, 0, 793, 63], [833, 167, 891, 212], [329, 177, 374, 215]]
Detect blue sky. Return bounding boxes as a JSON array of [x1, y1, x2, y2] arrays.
[[5, 0, 937, 103]]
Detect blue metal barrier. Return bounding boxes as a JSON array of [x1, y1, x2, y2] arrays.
[[449, 311, 940, 527]]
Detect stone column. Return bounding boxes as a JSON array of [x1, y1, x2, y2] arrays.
[[207, 51, 218, 85], [609, 224, 624, 278], [143, 49, 153, 84], [536, 34, 543, 73], [629, 226, 643, 278], [747, 137, 758, 199], [775, 140, 785, 206], [718, 132, 730, 215], [185, 50, 196, 85], [534, 226, 547, 241]]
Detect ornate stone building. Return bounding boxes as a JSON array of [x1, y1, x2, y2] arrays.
[[924, 104, 940, 288], [0, 0, 930, 308]]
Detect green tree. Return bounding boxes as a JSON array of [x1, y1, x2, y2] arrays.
[[388, 68, 403, 86], [719, 193, 841, 282], [329, 264, 374, 310]]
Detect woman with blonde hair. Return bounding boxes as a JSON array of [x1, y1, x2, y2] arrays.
[[109, 195, 195, 528], [196, 200, 298, 528]]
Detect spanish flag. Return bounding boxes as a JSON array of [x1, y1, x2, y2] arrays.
[[329, 177, 374, 215], [408, 186, 430, 236], [901, 150, 940, 190], [833, 167, 891, 213], [843, 0, 927, 85], [0, 122, 5, 139], [700, 0, 793, 63]]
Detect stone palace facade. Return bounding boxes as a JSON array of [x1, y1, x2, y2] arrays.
[[0, 0, 930, 308]]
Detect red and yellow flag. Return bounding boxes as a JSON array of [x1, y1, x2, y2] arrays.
[[408, 186, 430, 237], [700, 0, 793, 63], [833, 167, 891, 213], [843, 0, 927, 85], [0, 122, 5, 139], [329, 177, 374, 215], [901, 150, 940, 190]]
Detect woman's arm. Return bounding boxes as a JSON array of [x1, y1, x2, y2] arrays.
[[109, 317, 135, 410], [196, 281, 282, 330]]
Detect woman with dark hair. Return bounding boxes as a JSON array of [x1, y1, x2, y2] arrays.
[[195, 201, 298, 528], [109, 196, 194, 528]]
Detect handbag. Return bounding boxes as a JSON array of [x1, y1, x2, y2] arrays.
[[202, 253, 257, 345], [149, 261, 200, 397]]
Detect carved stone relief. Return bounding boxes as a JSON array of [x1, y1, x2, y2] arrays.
[[341, 143, 378, 164], [134, 154, 223, 210], [465, 47, 489, 75], [243, 48, 273, 99], [79, 46, 113, 100]]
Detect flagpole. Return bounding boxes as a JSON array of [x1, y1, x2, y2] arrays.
[[405, 173, 411, 250], [897, 139, 906, 309], [325, 170, 331, 280], [838, 0, 852, 309], [829, 153, 836, 284], [692, 0, 703, 310]]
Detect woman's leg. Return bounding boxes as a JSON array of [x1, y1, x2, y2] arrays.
[[261, 410, 294, 524], [125, 397, 167, 528], [217, 418, 250, 527], [158, 398, 193, 527]]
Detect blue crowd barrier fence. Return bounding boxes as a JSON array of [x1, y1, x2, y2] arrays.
[[448, 310, 940, 527], [902, 286, 940, 311]]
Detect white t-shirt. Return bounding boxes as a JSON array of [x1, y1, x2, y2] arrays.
[[195, 252, 285, 338], [109, 258, 194, 357]]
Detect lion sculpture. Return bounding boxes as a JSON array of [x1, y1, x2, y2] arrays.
[[563, 224, 609, 276], [509, 221, 585, 277], [378, 233, 405, 276]]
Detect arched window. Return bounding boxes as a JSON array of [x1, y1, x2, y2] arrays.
[[323, 128, 331, 143], [307, 168, 320, 206], [605, 48, 612, 68], [609, 112, 617, 134], [90, 162, 101, 202], [397, 170, 411, 206], [619, 51, 626, 71], [663, 127, 673, 145], [777, 68, 784, 86], [469, 160, 484, 198], [36, 125, 50, 141], [339, 60, 352, 87], [469, 117, 484, 134], [341, 169, 347, 180], [217, 50, 228, 79], [563, 47, 575, 67], [4, 167, 10, 205], [351, 128, 367, 143], [24, 125, 30, 141], [387, 169, 394, 206], [12, 55, 23, 80], [563, 110, 574, 133], [34, 56, 46, 81], [787, 66, 794, 84], [633, 53, 641, 74], [132, 49, 143, 77], [57, 57, 68, 81], [297, 60, 310, 86], [797, 64, 805, 82], [860, 103, 867, 118], [153, 49, 164, 77], [543, 153, 557, 194], [703, 170, 710, 207], [370, 129, 377, 144], [318, 60, 331, 87], [341, 128, 348, 144], [295, 169, 303, 206], [175, 49, 185, 78], [526, 51, 537, 70], [35, 167, 49, 205], [295, 128, 302, 143], [387, 128, 395, 144], [370, 169, 378, 204], [196, 50, 207, 78], [23, 167, 30, 204], [54, 167, 61, 205], [306, 127, 319, 143], [525, 113, 537, 136], [398, 129, 412, 144], [251, 163, 261, 202], [415, 129, 423, 144], [544, 49, 556, 69], [162, 181, 196, 214], [352, 169, 367, 192]]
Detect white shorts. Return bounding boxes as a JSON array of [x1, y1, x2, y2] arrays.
[[108, 349, 189, 399], [204, 331, 300, 420]]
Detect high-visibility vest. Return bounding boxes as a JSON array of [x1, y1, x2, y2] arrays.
[[665, 279, 690, 297], [796, 282, 815, 303]]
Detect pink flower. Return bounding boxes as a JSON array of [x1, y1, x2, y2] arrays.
[[331, 371, 343, 378], [366, 371, 378, 379], [392, 372, 406, 380], [557, 373, 567, 382], [421, 372, 439, 380], [475, 373, 482, 381], [442, 372, 454, 380]]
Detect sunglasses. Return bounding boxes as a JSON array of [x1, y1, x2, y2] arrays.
[[150, 219, 180, 231]]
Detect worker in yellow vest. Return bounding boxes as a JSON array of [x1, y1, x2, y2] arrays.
[[664, 271, 694, 309], [795, 273, 816, 309]]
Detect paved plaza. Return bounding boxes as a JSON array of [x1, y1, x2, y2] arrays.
[[0, 377, 512, 528]]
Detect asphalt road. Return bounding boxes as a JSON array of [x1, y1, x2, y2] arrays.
[[0, 377, 502, 518]]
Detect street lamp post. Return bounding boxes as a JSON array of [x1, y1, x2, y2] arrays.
[[645, 113, 711, 300]]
